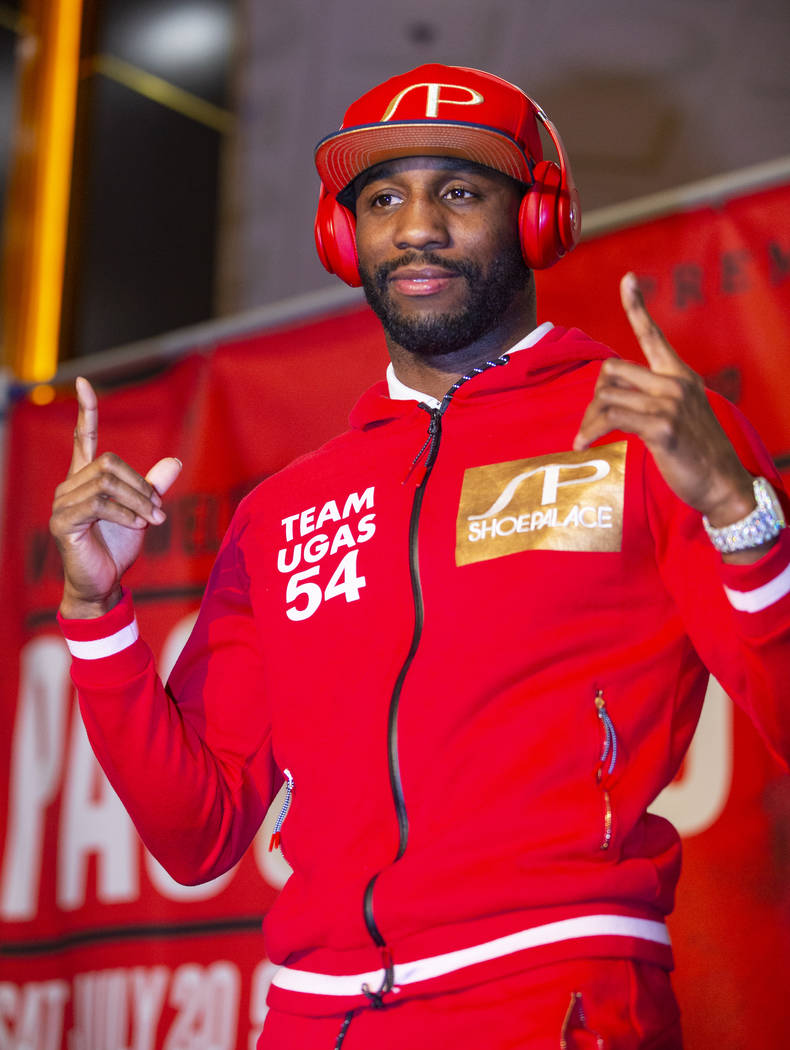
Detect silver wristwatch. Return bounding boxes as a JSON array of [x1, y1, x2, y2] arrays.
[[702, 476, 786, 553]]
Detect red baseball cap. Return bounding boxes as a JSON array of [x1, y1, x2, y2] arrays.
[[314, 64, 544, 200]]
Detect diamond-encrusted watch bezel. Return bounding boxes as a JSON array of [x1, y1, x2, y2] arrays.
[[703, 477, 786, 553]]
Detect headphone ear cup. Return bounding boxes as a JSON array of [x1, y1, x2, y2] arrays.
[[314, 186, 362, 287], [519, 160, 565, 270], [556, 178, 581, 258]]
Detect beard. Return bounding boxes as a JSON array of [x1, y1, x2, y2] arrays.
[[359, 244, 531, 357]]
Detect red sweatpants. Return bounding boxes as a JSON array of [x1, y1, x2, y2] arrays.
[[261, 958, 683, 1049]]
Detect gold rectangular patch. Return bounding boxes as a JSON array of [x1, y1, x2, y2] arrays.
[[456, 441, 627, 566]]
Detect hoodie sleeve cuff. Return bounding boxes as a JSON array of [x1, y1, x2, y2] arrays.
[[57, 589, 152, 683], [720, 528, 790, 616]]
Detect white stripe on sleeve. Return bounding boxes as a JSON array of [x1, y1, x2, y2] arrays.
[[724, 560, 790, 613], [64, 619, 140, 659]]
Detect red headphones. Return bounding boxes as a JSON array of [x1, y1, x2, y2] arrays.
[[314, 102, 580, 288]]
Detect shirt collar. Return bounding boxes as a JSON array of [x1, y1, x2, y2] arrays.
[[385, 322, 555, 409]]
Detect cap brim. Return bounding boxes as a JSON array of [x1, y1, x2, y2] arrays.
[[315, 120, 533, 199]]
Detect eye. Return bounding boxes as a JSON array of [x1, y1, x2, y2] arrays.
[[443, 185, 476, 200], [368, 190, 403, 209]]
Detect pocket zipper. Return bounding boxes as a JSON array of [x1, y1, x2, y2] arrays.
[[269, 768, 294, 852], [561, 991, 605, 1049], [594, 690, 617, 851]]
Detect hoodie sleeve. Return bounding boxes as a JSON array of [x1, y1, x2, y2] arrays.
[[58, 504, 278, 885], [644, 392, 790, 769]]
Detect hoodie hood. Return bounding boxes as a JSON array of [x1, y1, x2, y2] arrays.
[[349, 326, 617, 430]]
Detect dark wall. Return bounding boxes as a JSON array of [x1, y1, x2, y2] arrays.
[[60, 0, 235, 359]]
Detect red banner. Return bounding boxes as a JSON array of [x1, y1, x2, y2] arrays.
[[1, 182, 788, 1048], [537, 180, 790, 458]]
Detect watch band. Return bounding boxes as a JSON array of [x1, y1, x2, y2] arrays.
[[703, 476, 786, 553]]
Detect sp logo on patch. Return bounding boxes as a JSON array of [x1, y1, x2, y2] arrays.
[[456, 441, 627, 565]]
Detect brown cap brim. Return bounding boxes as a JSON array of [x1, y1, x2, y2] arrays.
[[315, 121, 534, 199]]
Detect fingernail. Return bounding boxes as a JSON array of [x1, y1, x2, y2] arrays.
[[153, 509, 166, 524]]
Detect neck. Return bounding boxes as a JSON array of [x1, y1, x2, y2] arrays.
[[386, 305, 538, 403]]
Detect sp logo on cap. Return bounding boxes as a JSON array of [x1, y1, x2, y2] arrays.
[[380, 83, 485, 122]]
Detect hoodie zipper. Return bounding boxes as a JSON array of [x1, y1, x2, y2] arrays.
[[360, 356, 509, 1004]]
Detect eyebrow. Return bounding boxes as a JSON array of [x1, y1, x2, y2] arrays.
[[359, 157, 488, 189]]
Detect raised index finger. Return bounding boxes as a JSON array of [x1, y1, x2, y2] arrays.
[[69, 376, 99, 474], [620, 272, 687, 378]]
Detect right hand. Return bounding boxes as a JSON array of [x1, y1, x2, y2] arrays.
[[50, 377, 182, 618]]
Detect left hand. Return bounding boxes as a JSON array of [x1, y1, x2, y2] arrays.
[[573, 272, 755, 527]]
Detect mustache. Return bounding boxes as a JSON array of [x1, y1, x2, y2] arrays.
[[372, 252, 481, 284]]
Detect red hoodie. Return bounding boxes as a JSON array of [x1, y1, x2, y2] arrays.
[[61, 326, 790, 1017]]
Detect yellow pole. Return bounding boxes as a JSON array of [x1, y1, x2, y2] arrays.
[[1, 0, 83, 382]]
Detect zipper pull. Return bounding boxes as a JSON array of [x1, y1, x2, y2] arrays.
[[402, 410, 440, 486], [269, 768, 294, 852], [361, 945, 395, 1007], [595, 690, 618, 780]]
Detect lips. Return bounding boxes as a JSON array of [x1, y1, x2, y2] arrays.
[[388, 266, 461, 297]]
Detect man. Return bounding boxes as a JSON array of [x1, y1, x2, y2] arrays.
[[51, 65, 790, 1049]]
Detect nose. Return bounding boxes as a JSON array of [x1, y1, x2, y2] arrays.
[[392, 194, 450, 252]]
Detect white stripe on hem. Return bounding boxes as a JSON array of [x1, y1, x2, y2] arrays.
[[65, 619, 139, 660], [724, 559, 790, 613], [270, 914, 670, 997]]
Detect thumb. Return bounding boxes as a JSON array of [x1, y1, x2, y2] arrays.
[[145, 457, 182, 496]]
